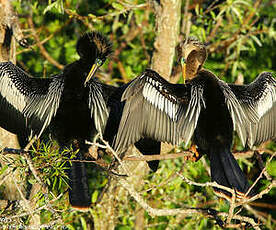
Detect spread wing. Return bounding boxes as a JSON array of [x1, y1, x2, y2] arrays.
[[114, 69, 205, 152], [228, 72, 276, 147], [0, 61, 64, 139], [216, 78, 253, 147]]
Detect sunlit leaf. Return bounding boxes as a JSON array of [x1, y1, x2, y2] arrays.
[[267, 161, 276, 177], [92, 190, 99, 203], [251, 35, 262, 47], [112, 2, 125, 11], [80, 217, 87, 230]]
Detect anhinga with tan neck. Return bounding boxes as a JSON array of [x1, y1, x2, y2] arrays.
[[113, 37, 275, 197]]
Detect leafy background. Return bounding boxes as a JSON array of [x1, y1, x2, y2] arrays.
[[0, 0, 275, 229]]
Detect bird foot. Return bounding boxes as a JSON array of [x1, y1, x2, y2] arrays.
[[213, 188, 252, 202], [184, 145, 202, 162]]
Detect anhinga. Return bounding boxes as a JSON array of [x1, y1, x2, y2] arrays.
[[113, 37, 275, 197], [0, 31, 160, 210], [0, 32, 113, 210]]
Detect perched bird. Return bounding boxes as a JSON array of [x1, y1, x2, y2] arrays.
[[0, 31, 112, 210], [0, 31, 160, 209], [114, 37, 276, 197]]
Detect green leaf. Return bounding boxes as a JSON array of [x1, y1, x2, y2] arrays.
[[195, 4, 200, 15], [65, 225, 75, 230], [43, 0, 64, 14], [80, 217, 87, 230], [251, 35, 262, 47], [88, 13, 96, 18], [28, 178, 36, 185], [0, 165, 8, 176], [231, 6, 243, 23], [232, 61, 238, 76], [92, 190, 99, 203], [210, 11, 216, 20], [112, 2, 125, 11], [267, 161, 276, 177]]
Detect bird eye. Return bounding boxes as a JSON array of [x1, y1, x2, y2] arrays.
[[96, 58, 103, 66], [180, 57, 186, 65]]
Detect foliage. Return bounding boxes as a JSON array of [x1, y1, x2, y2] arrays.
[[0, 0, 275, 229]]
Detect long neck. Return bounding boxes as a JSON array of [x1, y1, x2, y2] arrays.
[[63, 59, 94, 86], [186, 60, 202, 79]]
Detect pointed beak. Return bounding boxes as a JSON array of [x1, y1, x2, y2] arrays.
[[84, 62, 100, 86], [181, 58, 186, 84]]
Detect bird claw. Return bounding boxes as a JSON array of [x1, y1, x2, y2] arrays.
[[213, 188, 251, 202]]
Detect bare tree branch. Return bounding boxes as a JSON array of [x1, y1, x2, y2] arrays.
[[27, 17, 64, 70], [88, 136, 272, 229]]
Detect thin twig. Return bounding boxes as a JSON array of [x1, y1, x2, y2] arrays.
[[118, 177, 199, 217], [16, 19, 72, 55], [12, 173, 36, 222], [6, 192, 64, 220], [238, 180, 276, 206], [86, 138, 131, 176], [123, 151, 194, 161], [245, 152, 275, 197], [176, 172, 235, 195], [27, 17, 64, 70], [227, 188, 237, 224], [65, 3, 147, 21], [220, 212, 261, 230], [244, 204, 268, 225]]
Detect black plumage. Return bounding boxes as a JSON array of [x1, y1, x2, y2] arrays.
[[114, 38, 275, 197], [0, 31, 160, 209], [101, 84, 161, 172], [0, 31, 112, 210]]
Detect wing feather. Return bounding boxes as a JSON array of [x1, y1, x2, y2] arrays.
[[0, 61, 63, 138], [114, 69, 205, 152], [87, 79, 110, 135], [216, 79, 250, 146], [229, 72, 276, 147]]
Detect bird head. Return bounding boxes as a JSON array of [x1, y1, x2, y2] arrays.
[[177, 37, 207, 83], [76, 31, 112, 85]]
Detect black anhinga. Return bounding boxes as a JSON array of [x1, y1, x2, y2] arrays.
[[113, 37, 275, 197], [0, 32, 113, 210], [0, 31, 161, 209]]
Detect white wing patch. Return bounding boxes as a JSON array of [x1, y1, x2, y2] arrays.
[[88, 82, 109, 135], [255, 84, 275, 118], [0, 68, 27, 112], [221, 83, 249, 146], [142, 80, 179, 121], [0, 62, 65, 138], [23, 77, 64, 137]]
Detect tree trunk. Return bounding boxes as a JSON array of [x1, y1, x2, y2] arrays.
[[151, 0, 182, 81], [93, 1, 182, 229]]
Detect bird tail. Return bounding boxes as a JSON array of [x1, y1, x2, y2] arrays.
[[209, 146, 253, 198], [134, 138, 161, 172], [68, 154, 91, 210]]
